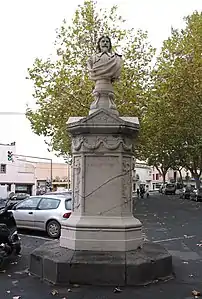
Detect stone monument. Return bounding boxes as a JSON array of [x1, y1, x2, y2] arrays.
[[29, 36, 173, 286]]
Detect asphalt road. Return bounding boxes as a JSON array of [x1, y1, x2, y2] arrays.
[[1, 194, 202, 298]]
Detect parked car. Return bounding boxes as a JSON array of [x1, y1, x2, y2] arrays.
[[164, 183, 176, 195], [180, 186, 194, 199], [9, 194, 72, 238], [10, 193, 30, 201], [175, 189, 183, 195], [190, 188, 202, 202], [46, 190, 72, 197]]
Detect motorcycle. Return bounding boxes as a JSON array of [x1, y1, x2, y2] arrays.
[[0, 200, 21, 266]]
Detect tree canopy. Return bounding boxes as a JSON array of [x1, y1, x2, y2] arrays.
[[26, 0, 155, 156], [139, 11, 202, 184], [26, 1, 202, 185]]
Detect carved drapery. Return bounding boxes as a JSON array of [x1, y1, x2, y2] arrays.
[[72, 135, 133, 152]]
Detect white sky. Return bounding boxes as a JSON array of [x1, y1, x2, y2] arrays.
[[0, 0, 201, 162]]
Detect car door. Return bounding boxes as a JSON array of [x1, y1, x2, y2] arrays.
[[34, 197, 61, 230], [12, 197, 42, 229]]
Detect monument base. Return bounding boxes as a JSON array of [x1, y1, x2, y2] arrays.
[[60, 215, 143, 251], [29, 240, 173, 286]]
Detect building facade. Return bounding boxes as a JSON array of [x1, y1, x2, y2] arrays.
[[1, 142, 197, 198], [132, 161, 152, 192], [35, 162, 72, 193], [0, 142, 35, 197]]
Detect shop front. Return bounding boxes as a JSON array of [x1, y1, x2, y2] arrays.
[[15, 184, 33, 195]]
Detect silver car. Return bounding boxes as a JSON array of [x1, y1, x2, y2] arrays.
[[10, 194, 72, 238]]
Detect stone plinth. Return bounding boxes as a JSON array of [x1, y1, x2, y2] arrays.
[[29, 107, 173, 286], [30, 240, 173, 286], [59, 108, 143, 252]]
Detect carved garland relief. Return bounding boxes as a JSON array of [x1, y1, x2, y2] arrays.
[[72, 135, 132, 151]]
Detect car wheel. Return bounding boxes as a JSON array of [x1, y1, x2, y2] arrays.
[[46, 220, 61, 239]]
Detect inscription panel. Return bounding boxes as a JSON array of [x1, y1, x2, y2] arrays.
[[84, 156, 121, 216]]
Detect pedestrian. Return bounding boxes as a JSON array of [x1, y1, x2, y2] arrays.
[[145, 185, 149, 198], [137, 188, 140, 197]]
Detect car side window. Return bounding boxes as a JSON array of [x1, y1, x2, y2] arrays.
[[65, 199, 72, 210], [38, 198, 60, 210], [16, 197, 41, 210]]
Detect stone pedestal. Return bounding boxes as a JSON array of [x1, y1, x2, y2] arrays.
[[60, 108, 143, 252], [29, 109, 173, 286]]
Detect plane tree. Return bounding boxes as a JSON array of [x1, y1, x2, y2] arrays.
[[26, 0, 155, 156]]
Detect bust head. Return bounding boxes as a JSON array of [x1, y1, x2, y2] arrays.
[[97, 36, 112, 53]]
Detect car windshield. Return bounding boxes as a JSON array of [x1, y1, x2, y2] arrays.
[[65, 199, 72, 210]]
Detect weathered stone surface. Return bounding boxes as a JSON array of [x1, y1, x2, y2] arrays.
[[60, 109, 142, 252], [29, 240, 173, 286], [126, 242, 173, 286]]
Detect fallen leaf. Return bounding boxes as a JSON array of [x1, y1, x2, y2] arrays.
[[6, 290, 11, 294], [12, 280, 19, 286], [189, 274, 194, 277], [51, 289, 58, 296], [13, 296, 21, 299], [8, 274, 11, 277], [113, 287, 122, 293], [192, 290, 200, 296], [11, 262, 18, 265], [67, 288, 72, 292], [183, 261, 188, 264]]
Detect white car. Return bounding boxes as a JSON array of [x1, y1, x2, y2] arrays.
[[10, 194, 72, 238]]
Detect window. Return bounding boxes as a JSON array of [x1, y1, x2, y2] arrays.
[[16, 197, 41, 210], [0, 164, 6, 173], [152, 174, 155, 180], [156, 173, 159, 181], [65, 199, 72, 210], [38, 197, 60, 210]]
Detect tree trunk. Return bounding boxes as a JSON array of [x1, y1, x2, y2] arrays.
[[162, 172, 166, 184], [178, 168, 183, 183]]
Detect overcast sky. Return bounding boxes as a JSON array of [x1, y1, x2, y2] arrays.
[[0, 0, 201, 162]]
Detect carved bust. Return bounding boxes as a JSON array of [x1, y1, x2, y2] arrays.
[[87, 36, 122, 83]]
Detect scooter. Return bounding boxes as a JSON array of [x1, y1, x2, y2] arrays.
[[0, 200, 21, 266]]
